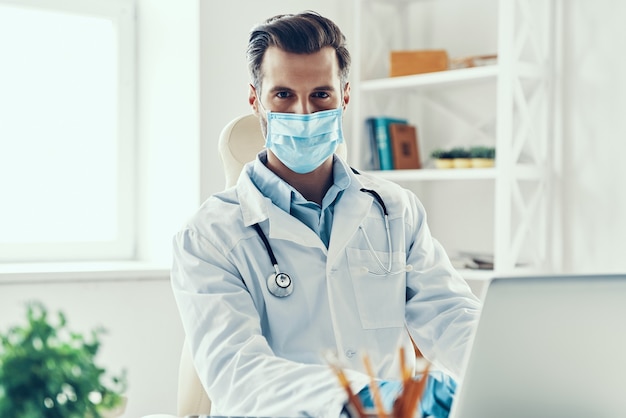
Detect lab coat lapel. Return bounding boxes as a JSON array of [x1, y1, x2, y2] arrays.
[[327, 182, 373, 265], [237, 168, 271, 226], [237, 168, 326, 251], [267, 204, 326, 251]]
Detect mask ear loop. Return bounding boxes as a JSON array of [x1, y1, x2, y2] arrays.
[[254, 88, 274, 149], [255, 89, 268, 115]]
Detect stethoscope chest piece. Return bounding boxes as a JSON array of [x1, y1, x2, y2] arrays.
[[253, 223, 295, 298], [267, 272, 293, 297]]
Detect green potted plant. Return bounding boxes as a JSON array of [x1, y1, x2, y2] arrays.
[[430, 148, 454, 169], [469, 145, 496, 168], [0, 302, 127, 418], [448, 147, 472, 168]]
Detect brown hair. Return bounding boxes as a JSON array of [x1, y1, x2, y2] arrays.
[[247, 11, 351, 91]]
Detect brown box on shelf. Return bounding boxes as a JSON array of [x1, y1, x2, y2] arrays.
[[389, 49, 449, 77]]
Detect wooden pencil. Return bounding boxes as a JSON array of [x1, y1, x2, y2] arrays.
[[330, 362, 366, 417], [363, 354, 387, 418]]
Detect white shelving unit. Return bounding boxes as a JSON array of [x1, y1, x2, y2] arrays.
[[360, 65, 500, 91], [349, 0, 560, 285]]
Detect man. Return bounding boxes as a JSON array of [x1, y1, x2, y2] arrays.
[[171, 11, 481, 418]]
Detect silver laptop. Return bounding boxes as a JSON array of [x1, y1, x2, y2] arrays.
[[450, 274, 626, 418]]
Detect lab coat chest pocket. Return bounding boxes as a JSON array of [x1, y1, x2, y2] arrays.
[[345, 247, 406, 329]]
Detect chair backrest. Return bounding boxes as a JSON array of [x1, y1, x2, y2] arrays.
[[177, 113, 348, 416], [218, 113, 266, 188], [177, 340, 212, 416]]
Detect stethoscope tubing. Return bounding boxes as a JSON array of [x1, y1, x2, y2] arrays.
[[253, 187, 404, 297], [253, 223, 293, 297], [359, 188, 406, 276], [252, 223, 278, 267]]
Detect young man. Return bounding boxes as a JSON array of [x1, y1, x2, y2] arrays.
[[171, 11, 481, 418]]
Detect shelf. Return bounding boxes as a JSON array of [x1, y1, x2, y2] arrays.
[[359, 63, 543, 93], [364, 164, 544, 182], [359, 65, 499, 92], [365, 168, 497, 181]]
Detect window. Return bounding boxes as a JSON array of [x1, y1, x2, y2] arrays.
[[0, 0, 135, 262]]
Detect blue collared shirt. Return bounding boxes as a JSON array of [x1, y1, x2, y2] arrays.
[[249, 151, 351, 248]]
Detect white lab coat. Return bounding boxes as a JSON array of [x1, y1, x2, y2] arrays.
[[171, 156, 481, 417]]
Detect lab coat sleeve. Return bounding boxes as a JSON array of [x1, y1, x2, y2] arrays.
[[403, 194, 482, 380], [171, 227, 371, 417]]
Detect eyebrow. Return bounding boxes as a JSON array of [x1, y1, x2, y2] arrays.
[[268, 86, 294, 93], [268, 85, 337, 93], [313, 85, 337, 92]]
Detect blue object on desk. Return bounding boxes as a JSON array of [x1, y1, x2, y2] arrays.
[[357, 379, 404, 411], [356, 372, 457, 418], [419, 371, 457, 418]]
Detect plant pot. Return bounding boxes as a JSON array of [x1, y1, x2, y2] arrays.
[[452, 158, 471, 168], [471, 158, 495, 168], [434, 158, 454, 169]]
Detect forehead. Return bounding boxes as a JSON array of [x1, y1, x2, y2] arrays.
[[260, 46, 341, 90]]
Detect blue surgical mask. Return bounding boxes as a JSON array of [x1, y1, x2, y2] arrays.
[[263, 107, 345, 174]]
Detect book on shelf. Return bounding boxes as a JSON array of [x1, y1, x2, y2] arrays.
[[450, 251, 494, 270], [362, 117, 380, 170], [389, 123, 421, 169], [365, 116, 408, 170]]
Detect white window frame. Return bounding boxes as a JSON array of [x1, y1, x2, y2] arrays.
[[0, 0, 136, 263]]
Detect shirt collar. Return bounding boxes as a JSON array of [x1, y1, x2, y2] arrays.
[[249, 150, 352, 212]]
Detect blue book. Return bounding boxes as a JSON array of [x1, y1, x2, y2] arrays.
[[369, 116, 408, 170], [363, 117, 379, 170]]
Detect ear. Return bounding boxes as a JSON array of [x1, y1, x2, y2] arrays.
[[342, 82, 350, 110], [249, 84, 260, 116]]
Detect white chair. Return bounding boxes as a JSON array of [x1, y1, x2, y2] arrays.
[[176, 113, 348, 416], [177, 340, 212, 417], [217, 113, 267, 189]]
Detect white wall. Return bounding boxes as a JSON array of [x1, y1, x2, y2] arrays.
[[559, 0, 626, 273], [0, 276, 183, 417]]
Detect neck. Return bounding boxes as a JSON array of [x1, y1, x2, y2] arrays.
[[265, 152, 334, 205]]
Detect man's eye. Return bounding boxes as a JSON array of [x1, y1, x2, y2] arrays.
[[313, 92, 330, 99], [276, 91, 291, 99]]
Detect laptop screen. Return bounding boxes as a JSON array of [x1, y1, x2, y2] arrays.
[[450, 274, 626, 418]]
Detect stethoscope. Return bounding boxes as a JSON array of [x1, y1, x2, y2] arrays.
[[252, 187, 409, 298], [252, 223, 294, 297]]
